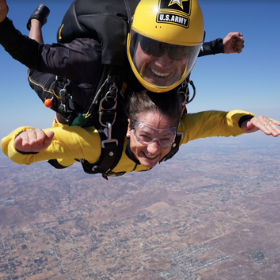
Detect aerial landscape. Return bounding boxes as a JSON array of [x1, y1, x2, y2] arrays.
[[0, 0, 279, 279], [0, 137, 280, 280]]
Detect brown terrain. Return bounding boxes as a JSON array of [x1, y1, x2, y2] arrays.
[[0, 136, 279, 280]]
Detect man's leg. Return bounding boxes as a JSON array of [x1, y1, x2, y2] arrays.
[[29, 18, 44, 43], [27, 5, 66, 123]]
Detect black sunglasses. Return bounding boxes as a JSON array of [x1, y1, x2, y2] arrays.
[[139, 36, 189, 60]]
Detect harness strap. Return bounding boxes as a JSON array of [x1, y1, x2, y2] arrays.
[[80, 125, 126, 179], [81, 133, 118, 177], [47, 159, 69, 169], [79, 69, 127, 179], [158, 77, 193, 162]]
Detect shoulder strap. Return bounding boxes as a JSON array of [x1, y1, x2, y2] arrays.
[[79, 68, 128, 179], [80, 125, 126, 179]]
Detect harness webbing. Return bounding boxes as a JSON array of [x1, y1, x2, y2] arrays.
[[79, 128, 126, 179], [78, 69, 127, 179]]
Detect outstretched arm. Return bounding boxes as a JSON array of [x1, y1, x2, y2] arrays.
[[2, 125, 102, 166], [241, 116, 280, 137], [0, 0, 8, 23], [199, 32, 245, 57], [223, 32, 244, 54], [14, 129, 54, 153]]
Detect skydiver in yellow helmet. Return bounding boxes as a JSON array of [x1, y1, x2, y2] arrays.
[[127, 0, 204, 93]]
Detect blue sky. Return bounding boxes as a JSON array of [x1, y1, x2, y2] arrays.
[[0, 0, 279, 144]]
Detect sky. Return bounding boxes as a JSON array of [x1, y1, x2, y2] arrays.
[[0, 0, 279, 145]]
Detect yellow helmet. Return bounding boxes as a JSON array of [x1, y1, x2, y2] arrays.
[[127, 0, 204, 93]]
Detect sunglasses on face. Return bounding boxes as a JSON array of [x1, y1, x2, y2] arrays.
[[139, 36, 190, 61], [132, 122, 176, 148]]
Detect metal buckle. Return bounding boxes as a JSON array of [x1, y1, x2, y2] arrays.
[[99, 110, 117, 127], [98, 84, 118, 127], [59, 88, 67, 103], [99, 95, 117, 111], [99, 84, 118, 110], [101, 122, 118, 148]]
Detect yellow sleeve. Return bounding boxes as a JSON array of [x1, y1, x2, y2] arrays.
[[179, 110, 255, 144], [1, 126, 102, 166]]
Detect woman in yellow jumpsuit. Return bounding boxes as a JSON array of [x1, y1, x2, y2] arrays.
[[2, 91, 280, 177]]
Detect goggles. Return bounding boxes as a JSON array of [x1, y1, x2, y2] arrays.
[[132, 122, 176, 148], [139, 35, 190, 61]]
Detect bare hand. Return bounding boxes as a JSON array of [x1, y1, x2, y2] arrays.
[[0, 0, 9, 23], [223, 32, 244, 54], [241, 116, 280, 137], [14, 129, 54, 153]]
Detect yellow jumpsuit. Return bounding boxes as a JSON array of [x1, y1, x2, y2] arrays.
[[1, 110, 254, 175]]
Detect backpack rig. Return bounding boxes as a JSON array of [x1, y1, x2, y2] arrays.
[[47, 0, 196, 179]]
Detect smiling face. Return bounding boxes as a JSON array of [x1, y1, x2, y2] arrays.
[[127, 111, 175, 168], [127, 31, 202, 92], [134, 41, 188, 87]]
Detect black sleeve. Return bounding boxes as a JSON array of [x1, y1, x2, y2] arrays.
[[0, 18, 102, 83], [238, 115, 254, 128], [198, 38, 224, 57], [0, 17, 40, 69]]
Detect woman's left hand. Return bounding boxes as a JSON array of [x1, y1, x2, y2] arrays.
[[241, 116, 280, 137]]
